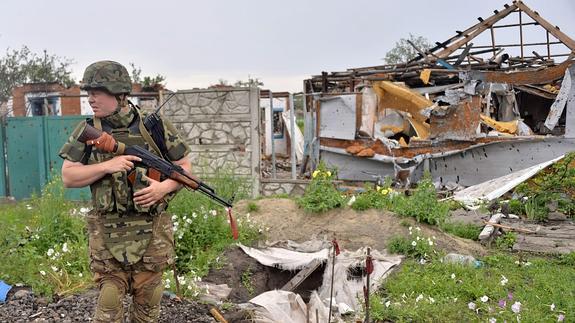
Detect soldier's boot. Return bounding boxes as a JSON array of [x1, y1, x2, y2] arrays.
[[130, 271, 164, 322], [93, 279, 125, 323]]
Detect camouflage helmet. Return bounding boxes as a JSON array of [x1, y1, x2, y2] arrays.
[[81, 60, 132, 95]]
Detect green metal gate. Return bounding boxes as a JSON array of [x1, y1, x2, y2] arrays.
[[2, 116, 90, 200]]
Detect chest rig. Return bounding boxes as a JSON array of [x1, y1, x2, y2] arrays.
[[87, 106, 168, 265]]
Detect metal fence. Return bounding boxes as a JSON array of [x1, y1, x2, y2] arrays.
[[0, 116, 90, 200]]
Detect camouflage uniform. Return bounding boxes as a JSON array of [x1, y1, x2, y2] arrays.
[[59, 61, 190, 323]]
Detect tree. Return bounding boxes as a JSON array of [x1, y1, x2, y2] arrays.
[[234, 76, 263, 88], [0, 46, 75, 103], [384, 34, 432, 64], [129, 62, 166, 90]]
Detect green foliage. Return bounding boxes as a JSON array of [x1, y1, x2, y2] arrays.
[[559, 252, 575, 266], [129, 62, 165, 89], [297, 162, 344, 213], [495, 232, 517, 250], [0, 46, 75, 104], [246, 201, 259, 212], [168, 169, 260, 278], [369, 254, 575, 322], [387, 229, 436, 261], [350, 185, 395, 211], [515, 152, 575, 221], [241, 267, 255, 296], [440, 221, 482, 241], [524, 195, 549, 221], [0, 177, 90, 299], [384, 34, 432, 64], [507, 199, 524, 215], [390, 177, 449, 225]]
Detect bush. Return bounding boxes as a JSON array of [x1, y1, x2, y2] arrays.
[[390, 176, 449, 225], [297, 162, 344, 213], [350, 185, 395, 211]]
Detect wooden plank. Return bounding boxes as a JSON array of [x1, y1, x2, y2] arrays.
[[281, 258, 322, 292], [433, 4, 518, 59], [515, 1, 575, 51]]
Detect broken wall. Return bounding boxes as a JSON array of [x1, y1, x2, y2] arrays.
[[162, 88, 261, 197]]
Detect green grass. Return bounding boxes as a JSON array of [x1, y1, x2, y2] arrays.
[[0, 169, 261, 300], [0, 178, 91, 299], [167, 168, 261, 280], [369, 254, 574, 322], [440, 221, 482, 241]]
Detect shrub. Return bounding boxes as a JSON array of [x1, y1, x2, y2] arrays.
[[390, 176, 449, 225], [297, 162, 344, 213]]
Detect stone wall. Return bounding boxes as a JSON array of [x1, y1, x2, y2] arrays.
[[163, 88, 261, 197], [260, 179, 309, 197]]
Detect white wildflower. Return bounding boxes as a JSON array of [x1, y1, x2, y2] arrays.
[[46, 249, 54, 257], [451, 273, 456, 279], [511, 301, 521, 313], [428, 240, 434, 246], [468, 302, 476, 310], [192, 212, 197, 218], [385, 300, 391, 307], [210, 210, 217, 216], [489, 318, 497, 323], [481, 295, 489, 303], [78, 273, 83, 278], [500, 275, 508, 286], [62, 243, 69, 253], [550, 303, 555, 311], [428, 297, 435, 304], [51, 266, 59, 272], [171, 215, 178, 221], [415, 294, 423, 302], [39, 270, 46, 276], [411, 241, 417, 246]]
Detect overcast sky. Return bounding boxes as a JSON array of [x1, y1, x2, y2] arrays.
[[1, 0, 574, 92]]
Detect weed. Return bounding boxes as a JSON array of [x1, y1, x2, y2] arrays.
[[297, 162, 344, 213], [241, 267, 255, 296], [524, 195, 549, 221], [0, 177, 91, 299], [495, 232, 517, 250], [390, 176, 449, 225], [350, 185, 395, 211], [387, 228, 436, 261], [246, 201, 259, 212], [558, 252, 575, 266], [169, 169, 261, 277], [440, 221, 482, 241], [506, 199, 524, 216]]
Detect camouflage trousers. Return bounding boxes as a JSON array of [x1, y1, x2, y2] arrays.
[[86, 210, 175, 323]]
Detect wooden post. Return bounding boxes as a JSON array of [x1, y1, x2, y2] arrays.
[[519, 10, 524, 59], [490, 26, 496, 57]]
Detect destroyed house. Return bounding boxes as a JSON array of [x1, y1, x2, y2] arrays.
[[303, 0, 575, 188]]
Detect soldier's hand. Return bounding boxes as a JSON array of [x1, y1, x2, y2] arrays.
[[133, 175, 169, 208], [104, 155, 141, 174]]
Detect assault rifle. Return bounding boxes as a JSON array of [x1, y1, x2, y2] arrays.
[[77, 123, 239, 240]]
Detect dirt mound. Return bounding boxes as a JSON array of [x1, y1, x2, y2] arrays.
[[235, 198, 486, 257]]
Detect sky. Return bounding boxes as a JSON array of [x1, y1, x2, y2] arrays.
[[1, 0, 574, 92]]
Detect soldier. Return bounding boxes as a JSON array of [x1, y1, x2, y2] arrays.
[[59, 61, 191, 322]]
